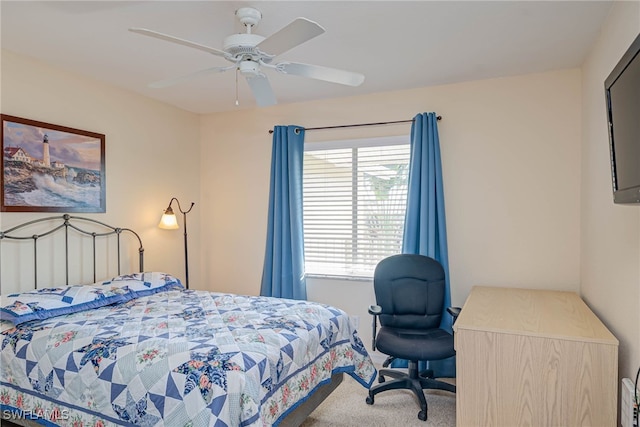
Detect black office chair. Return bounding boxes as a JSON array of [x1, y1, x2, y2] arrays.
[[365, 254, 459, 421]]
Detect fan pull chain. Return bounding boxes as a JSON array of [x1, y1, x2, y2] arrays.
[[235, 68, 239, 106]]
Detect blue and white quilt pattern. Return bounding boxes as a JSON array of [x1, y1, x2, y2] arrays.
[[0, 272, 182, 325], [0, 289, 376, 426]]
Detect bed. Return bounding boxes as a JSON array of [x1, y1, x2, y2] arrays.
[[0, 215, 376, 426]]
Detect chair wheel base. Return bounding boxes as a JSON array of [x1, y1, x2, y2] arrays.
[[418, 410, 427, 421], [365, 395, 374, 405]]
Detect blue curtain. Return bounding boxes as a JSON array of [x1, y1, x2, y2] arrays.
[[260, 125, 307, 300], [397, 112, 455, 377]]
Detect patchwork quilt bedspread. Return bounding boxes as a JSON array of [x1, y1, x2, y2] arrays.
[[0, 288, 376, 426]]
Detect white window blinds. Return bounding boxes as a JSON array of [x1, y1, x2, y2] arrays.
[[303, 136, 410, 278]]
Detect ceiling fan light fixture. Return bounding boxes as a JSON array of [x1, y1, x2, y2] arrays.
[[239, 60, 261, 77]]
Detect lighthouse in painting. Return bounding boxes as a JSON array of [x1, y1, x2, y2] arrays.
[[42, 134, 50, 167]]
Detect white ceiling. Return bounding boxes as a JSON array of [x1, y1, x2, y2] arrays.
[[1, 1, 613, 114]]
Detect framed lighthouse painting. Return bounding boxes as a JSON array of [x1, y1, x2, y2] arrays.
[[1, 115, 105, 212]]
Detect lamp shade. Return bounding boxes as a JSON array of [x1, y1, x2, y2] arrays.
[[158, 207, 179, 229]]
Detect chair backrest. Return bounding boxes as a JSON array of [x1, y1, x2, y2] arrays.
[[374, 254, 445, 330]]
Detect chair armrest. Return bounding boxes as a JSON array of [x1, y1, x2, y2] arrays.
[[368, 305, 382, 350], [447, 307, 462, 324], [368, 305, 382, 315]]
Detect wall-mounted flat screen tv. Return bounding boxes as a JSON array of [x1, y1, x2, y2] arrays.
[[605, 32, 640, 204]]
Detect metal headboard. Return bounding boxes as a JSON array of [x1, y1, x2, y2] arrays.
[[0, 214, 144, 292]]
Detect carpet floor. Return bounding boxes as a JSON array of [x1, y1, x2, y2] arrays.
[[301, 373, 456, 427]]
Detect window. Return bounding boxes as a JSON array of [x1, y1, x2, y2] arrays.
[[303, 136, 410, 278]]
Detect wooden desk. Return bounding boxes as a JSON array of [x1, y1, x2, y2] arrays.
[[454, 286, 618, 427]]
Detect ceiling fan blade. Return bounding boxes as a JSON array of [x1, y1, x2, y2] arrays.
[[129, 28, 226, 57], [276, 62, 365, 87], [245, 74, 277, 107], [257, 18, 325, 56], [149, 65, 233, 89]]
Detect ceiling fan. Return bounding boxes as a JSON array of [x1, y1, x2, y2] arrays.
[[129, 7, 365, 107]]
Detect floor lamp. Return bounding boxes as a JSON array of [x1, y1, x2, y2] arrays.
[[158, 197, 194, 289]]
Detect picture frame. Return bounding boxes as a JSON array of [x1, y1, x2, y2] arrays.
[[1, 114, 105, 213]]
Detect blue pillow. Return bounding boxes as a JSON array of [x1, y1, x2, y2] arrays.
[[0, 272, 183, 325], [0, 284, 131, 325]]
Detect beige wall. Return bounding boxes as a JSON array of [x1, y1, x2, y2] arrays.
[[581, 1, 640, 382], [200, 68, 583, 337], [0, 50, 201, 292]]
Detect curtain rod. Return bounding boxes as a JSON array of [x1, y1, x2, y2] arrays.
[[267, 116, 442, 134]]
